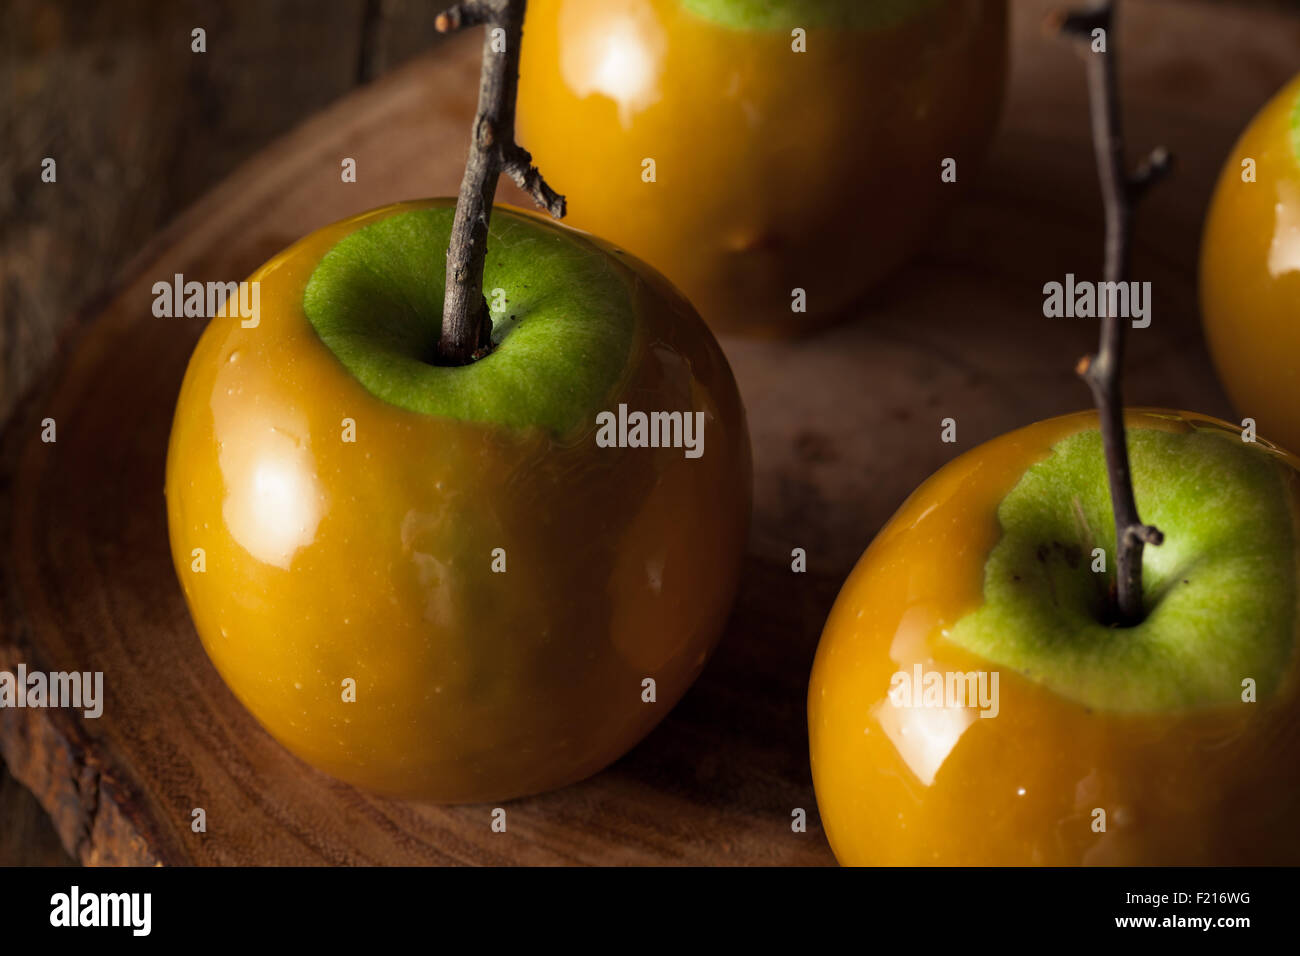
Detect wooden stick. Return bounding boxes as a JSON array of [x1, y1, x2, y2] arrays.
[[1058, 0, 1170, 625], [435, 0, 565, 365]]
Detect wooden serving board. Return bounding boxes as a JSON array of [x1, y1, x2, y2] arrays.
[[2, 0, 1298, 866]]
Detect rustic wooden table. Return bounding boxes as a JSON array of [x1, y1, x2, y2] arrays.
[[1, 0, 449, 866], [2, 0, 1298, 864]]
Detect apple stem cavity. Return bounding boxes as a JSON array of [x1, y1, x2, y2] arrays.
[[1058, 0, 1171, 626], [434, 0, 566, 366]]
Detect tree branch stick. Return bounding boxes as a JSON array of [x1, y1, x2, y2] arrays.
[[1059, 0, 1169, 625], [435, 0, 565, 365]]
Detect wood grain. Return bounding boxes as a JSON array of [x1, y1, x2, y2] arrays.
[[1, 0, 1298, 865], [0, 0, 453, 862], [0, 764, 74, 866], [0, 0, 449, 427]]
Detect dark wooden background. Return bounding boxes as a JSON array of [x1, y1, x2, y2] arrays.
[[2, 0, 1298, 865], [0, 0, 456, 866]]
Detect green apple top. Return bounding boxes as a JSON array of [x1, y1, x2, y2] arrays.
[[949, 423, 1297, 711], [679, 0, 941, 30], [303, 204, 634, 437]]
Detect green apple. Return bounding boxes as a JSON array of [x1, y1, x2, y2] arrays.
[[809, 409, 1300, 865], [165, 199, 752, 801], [679, 0, 940, 30], [303, 206, 633, 434], [949, 423, 1295, 711], [516, 0, 1007, 335]]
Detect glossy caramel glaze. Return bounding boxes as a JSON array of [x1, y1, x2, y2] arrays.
[[165, 199, 752, 802], [809, 409, 1300, 864], [1202, 73, 1300, 455], [517, 0, 1008, 335]]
